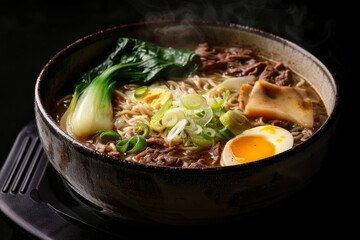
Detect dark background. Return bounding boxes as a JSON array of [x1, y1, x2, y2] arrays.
[[0, 0, 354, 238]]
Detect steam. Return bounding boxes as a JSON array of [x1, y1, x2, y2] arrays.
[[127, 0, 333, 51]]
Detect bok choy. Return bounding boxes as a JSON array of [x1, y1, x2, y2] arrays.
[[60, 37, 201, 139]]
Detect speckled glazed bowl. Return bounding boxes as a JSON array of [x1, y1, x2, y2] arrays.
[[34, 20, 339, 225]]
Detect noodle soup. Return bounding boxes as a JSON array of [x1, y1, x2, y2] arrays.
[[53, 40, 328, 168], [36, 22, 338, 225]]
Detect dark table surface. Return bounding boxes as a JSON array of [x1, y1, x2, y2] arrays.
[[0, 0, 354, 238]]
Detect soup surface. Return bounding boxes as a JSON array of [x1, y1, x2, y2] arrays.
[[53, 40, 328, 168]]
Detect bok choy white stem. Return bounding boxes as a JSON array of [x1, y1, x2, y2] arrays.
[[61, 66, 119, 139]]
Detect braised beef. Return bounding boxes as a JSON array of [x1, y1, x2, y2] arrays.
[[195, 43, 293, 86], [133, 147, 208, 168], [258, 63, 293, 86]]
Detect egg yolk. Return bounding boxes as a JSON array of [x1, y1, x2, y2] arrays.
[[230, 135, 275, 164]]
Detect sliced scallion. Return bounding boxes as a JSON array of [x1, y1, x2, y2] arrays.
[[202, 127, 216, 140], [219, 110, 251, 135], [134, 86, 149, 99], [190, 134, 213, 147], [115, 134, 147, 154], [98, 130, 121, 144], [166, 119, 187, 142], [116, 139, 131, 153], [162, 108, 186, 128], [217, 127, 235, 140], [185, 119, 202, 135], [150, 100, 172, 132], [194, 106, 213, 126], [127, 135, 147, 154], [135, 123, 150, 138], [180, 93, 207, 109]]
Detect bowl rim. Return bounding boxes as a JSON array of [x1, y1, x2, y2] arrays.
[[35, 19, 340, 174]]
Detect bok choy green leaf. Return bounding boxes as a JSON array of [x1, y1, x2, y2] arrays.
[[60, 37, 201, 139]]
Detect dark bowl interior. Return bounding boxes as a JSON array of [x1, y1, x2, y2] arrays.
[[34, 20, 339, 225]]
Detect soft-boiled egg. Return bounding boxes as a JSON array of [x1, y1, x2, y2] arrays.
[[220, 125, 294, 166]]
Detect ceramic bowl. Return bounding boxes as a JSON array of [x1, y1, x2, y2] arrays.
[[34, 20, 339, 225]]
